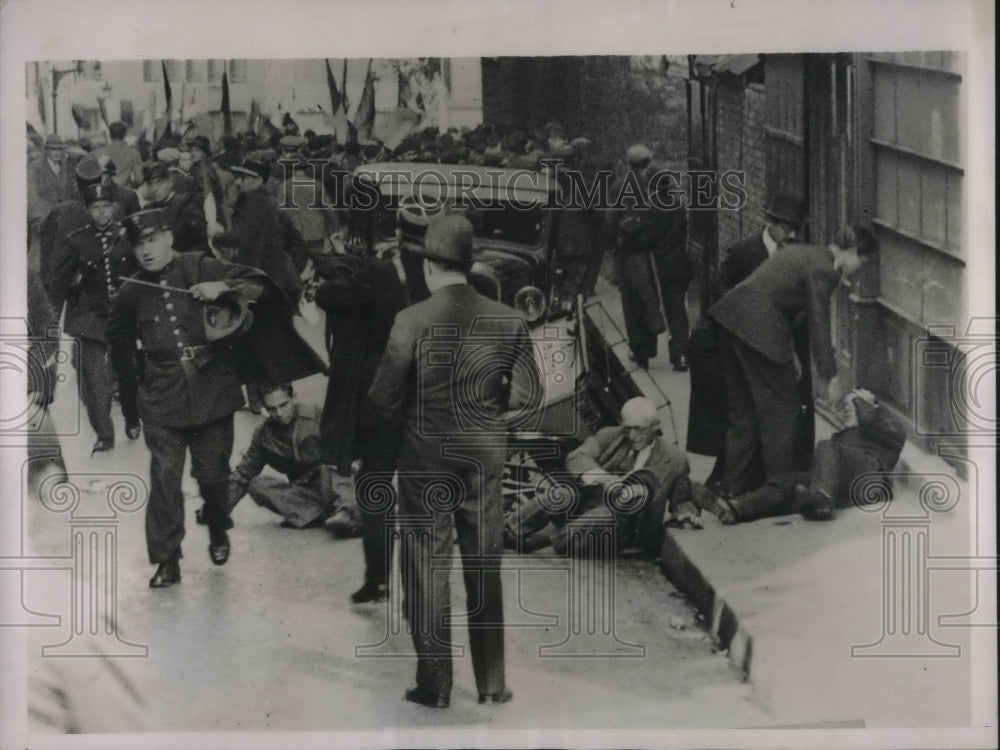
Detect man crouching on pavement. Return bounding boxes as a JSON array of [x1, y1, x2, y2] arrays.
[[709, 388, 906, 524], [226, 382, 358, 532], [522, 397, 702, 555], [107, 208, 270, 588]]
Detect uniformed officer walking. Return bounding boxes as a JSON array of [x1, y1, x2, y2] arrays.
[[107, 208, 271, 588], [49, 183, 141, 453]]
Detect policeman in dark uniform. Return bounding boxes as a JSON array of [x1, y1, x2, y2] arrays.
[[49, 184, 141, 453], [141, 161, 208, 254], [107, 208, 270, 588]]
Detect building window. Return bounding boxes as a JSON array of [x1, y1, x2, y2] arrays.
[[185, 60, 207, 83], [228, 60, 248, 83], [143, 59, 183, 83]]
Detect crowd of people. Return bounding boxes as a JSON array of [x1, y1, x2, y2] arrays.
[[25, 117, 906, 710]]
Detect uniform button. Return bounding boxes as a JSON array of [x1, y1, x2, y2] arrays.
[[173, 328, 181, 336], [153, 316, 159, 322], [176, 341, 184, 348], [165, 303, 174, 310], [163, 292, 170, 299], [170, 316, 177, 322], [159, 279, 167, 285]]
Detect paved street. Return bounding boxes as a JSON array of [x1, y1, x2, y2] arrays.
[[19, 316, 778, 733]]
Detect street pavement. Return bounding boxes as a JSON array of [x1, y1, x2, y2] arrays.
[[17, 313, 781, 734]]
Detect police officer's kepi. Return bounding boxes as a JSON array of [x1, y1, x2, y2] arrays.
[[81, 183, 114, 205], [123, 208, 169, 242]]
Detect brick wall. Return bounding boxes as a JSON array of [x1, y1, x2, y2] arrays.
[[713, 80, 768, 255]]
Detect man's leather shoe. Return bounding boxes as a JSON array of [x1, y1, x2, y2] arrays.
[[351, 581, 389, 604], [91, 438, 114, 455], [478, 689, 513, 705], [795, 484, 836, 521], [126, 421, 142, 440], [149, 561, 181, 588], [404, 687, 449, 708], [209, 530, 230, 565]]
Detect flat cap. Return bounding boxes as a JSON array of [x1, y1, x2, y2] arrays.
[[156, 147, 181, 165], [626, 144, 654, 165], [44, 134, 66, 149], [279, 135, 304, 149]]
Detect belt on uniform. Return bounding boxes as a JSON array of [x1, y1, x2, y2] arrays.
[[145, 344, 215, 363]]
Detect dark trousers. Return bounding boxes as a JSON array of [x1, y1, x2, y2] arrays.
[[661, 281, 690, 361], [142, 416, 234, 564], [730, 440, 886, 522], [718, 330, 802, 496], [74, 337, 140, 443], [397, 460, 506, 698], [356, 463, 394, 585]]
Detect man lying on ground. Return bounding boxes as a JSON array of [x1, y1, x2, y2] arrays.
[[708, 388, 906, 524]]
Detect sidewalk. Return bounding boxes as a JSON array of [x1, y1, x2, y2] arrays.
[[586, 277, 983, 728]]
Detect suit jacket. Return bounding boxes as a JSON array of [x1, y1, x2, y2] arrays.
[[833, 398, 906, 471], [368, 283, 541, 469], [51, 222, 137, 342], [718, 232, 768, 295], [708, 243, 839, 380], [566, 426, 689, 496], [27, 158, 76, 223]]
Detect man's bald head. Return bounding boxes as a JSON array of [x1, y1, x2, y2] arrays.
[[620, 397, 658, 428]]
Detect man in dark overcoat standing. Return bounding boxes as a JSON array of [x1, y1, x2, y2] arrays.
[[313, 242, 407, 603], [368, 214, 541, 708]]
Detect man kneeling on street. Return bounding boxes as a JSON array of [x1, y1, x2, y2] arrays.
[[709, 388, 906, 524], [227, 382, 359, 533], [518, 397, 701, 555]]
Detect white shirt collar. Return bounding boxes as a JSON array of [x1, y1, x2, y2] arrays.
[[762, 227, 778, 257]]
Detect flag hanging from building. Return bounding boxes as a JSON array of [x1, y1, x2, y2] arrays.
[[341, 59, 350, 114], [35, 63, 47, 130], [397, 66, 412, 109], [161, 60, 173, 137], [248, 99, 261, 135], [354, 60, 376, 142], [221, 69, 232, 135], [325, 59, 343, 113]]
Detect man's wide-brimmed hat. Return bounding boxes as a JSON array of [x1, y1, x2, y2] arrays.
[[415, 214, 475, 268], [764, 191, 807, 226]]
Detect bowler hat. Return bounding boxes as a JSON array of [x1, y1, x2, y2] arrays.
[[279, 135, 304, 150], [81, 183, 115, 205], [229, 158, 270, 181], [764, 192, 806, 226], [123, 208, 170, 242], [44, 134, 66, 150], [142, 161, 170, 183], [417, 214, 475, 267]]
